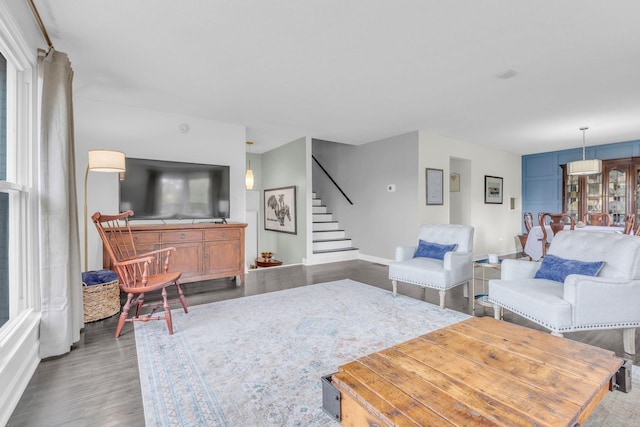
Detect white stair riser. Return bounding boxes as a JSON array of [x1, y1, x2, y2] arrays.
[[313, 230, 346, 240], [313, 239, 352, 251], [309, 249, 359, 264], [313, 222, 339, 231], [312, 199, 322, 206], [312, 206, 327, 214], [313, 213, 333, 222]]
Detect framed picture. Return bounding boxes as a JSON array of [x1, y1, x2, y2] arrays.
[[484, 175, 503, 204], [264, 186, 297, 234], [450, 173, 460, 192], [426, 168, 443, 205]]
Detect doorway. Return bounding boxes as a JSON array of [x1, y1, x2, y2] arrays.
[[449, 157, 471, 225]]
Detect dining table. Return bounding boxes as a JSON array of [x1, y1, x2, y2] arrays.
[[524, 225, 624, 261]]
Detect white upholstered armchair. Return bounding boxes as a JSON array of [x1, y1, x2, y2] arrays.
[[388, 224, 474, 309], [489, 231, 640, 354]]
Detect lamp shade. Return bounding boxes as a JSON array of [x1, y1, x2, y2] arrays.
[[88, 149, 126, 173], [567, 159, 602, 175], [245, 169, 254, 190]]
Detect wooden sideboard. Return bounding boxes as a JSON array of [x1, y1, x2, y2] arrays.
[[102, 222, 247, 284]]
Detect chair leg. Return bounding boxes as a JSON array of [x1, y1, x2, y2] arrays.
[[115, 293, 134, 338], [493, 304, 502, 320], [162, 287, 174, 335], [463, 282, 469, 298], [438, 290, 446, 309], [175, 280, 188, 313], [135, 292, 145, 318], [623, 328, 636, 355], [392, 280, 397, 297]]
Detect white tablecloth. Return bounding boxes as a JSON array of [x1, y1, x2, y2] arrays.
[[524, 225, 624, 261]]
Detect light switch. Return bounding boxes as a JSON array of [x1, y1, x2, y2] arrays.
[[387, 184, 396, 192]]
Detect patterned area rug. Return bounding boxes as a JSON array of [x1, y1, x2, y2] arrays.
[[135, 279, 469, 426], [136, 279, 640, 426]]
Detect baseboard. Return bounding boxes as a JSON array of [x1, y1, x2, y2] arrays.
[[358, 254, 391, 265], [0, 309, 41, 426]]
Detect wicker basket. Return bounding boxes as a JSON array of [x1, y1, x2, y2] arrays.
[[82, 278, 120, 323]]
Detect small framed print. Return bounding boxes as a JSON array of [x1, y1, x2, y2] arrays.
[[426, 168, 443, 205], [450, 173, 460, 192], [264, 186, 297, 234], [484, 175, 503, 204]]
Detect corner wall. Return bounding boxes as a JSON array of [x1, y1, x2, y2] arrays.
[[312, 133, 419, 260], [259, 137, 309, 264], [419, 131, 522, 256]]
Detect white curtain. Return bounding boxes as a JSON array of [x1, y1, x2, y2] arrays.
[[38, 49, 83, 358]]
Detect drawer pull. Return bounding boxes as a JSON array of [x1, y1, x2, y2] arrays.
[[180, 233, 186, 239], [133, 237, 138, 242], [220, 232, 226, 237]]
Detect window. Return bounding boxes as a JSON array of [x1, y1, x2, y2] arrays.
[[0, 41, 35, 332]]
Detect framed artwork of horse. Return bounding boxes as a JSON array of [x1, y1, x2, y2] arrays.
[[264, 186, 297, 234]]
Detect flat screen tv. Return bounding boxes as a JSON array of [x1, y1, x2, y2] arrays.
[[119, 157, 230, 220]]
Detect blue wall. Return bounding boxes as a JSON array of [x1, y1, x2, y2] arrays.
[[522, 139, 640, 231]]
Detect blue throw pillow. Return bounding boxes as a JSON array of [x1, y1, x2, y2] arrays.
[[533, 254, 605, 283], [414, 240, 458, 260]]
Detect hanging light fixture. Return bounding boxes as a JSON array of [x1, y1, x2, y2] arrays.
[[567, 127, 602, 175], [245, 141, 254, 190]]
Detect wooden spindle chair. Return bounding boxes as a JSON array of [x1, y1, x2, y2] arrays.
[[539, 212, 575, 257], [582, 212, 612, 226], [623, 214, 636, 235], [92, 210, 188, 337]]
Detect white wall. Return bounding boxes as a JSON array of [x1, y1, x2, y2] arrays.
[[312, 133, 419, 260], [419, 131, 522, 257], [74, 98, 247, 270], [259, 137, 309, 264]]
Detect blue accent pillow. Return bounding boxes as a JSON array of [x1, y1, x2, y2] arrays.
[[533, 254, 605, 283], [414, 240, 458, 260]]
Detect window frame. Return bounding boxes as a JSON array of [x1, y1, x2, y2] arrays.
[[0, 5, 40, 336]]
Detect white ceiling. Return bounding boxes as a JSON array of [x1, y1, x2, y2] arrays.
[[34, 1, 640, 155]]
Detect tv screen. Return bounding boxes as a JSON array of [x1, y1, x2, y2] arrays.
[[119, 158, 230, 220]]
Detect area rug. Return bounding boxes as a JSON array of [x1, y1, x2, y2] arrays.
[[135, 279, 470, 426]]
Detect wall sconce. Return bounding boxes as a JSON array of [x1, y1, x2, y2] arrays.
[[84, 149, 126, 271], [245, 141, 254, 190]]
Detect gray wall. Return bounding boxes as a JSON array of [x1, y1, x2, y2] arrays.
[[312, 132, 419, 259], [260, 137, 309, 264]]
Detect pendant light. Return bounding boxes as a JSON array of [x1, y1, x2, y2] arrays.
[[567, 127, 602, 175], [245, 141, 254, 190]]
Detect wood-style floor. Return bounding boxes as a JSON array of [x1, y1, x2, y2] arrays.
[[7, 259, 638, 426]]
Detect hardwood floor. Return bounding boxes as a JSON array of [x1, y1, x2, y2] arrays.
[[7, 259, 638, 426]]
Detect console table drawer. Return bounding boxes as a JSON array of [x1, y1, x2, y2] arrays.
[[129, 232, 161, 245], [205, 229, 240, 241], [162, 230, 203, 242]]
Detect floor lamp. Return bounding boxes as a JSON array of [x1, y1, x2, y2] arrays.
[[84, 149, 126, 271]]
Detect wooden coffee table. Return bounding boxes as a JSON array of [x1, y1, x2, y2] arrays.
[[330, 317, 623, 426]]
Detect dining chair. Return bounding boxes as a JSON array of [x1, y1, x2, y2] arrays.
[[583, 212, 612, 226], [539, 212, 575, 257], [92, 210, 188, 337], [623, 214, 636, 235], [517, 212, 534, 255]]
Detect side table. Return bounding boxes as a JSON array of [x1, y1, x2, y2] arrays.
[[254, 257, 283, 268], [472, 258, 502, 313]]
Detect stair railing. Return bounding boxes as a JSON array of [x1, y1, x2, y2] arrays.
[[312, 155, 354, 205]]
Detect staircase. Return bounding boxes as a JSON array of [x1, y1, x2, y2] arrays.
[[312, 193, 359, 262]]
